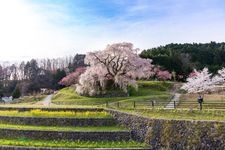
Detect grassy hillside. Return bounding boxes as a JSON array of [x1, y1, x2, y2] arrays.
[[52, 81, 173, 107], [10, 95, 46, 104]]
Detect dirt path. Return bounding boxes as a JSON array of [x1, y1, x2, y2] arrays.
[[43, 94, 53, 106], [35, 94, 53, 106]]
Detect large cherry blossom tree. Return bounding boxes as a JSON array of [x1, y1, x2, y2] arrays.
[[76, 42, 154, 96], [181, 68, 214, 94]]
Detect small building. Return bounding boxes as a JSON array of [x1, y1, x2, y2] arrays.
[[40, 88, 54, 95], [1, 96, 13, 103]]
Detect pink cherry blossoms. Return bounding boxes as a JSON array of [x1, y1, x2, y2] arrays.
[[156, 70, 172, 80], [153, 67, 172, 80], [76, 42, 154, 96], [59, 67, 86, 86]]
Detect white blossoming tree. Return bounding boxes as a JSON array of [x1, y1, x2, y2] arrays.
[[212, 68, 225, 85], [76, 42, 154, 96], [181, 68, 214, 94]]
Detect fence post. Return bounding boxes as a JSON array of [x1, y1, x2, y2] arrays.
[[133, 101, 136, 109], [106, 101, 108, 107], [174, 101, 176, 109], [117, 102, 119, 108], [151, 100, 154, 108]]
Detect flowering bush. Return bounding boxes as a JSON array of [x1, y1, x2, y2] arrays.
[[156, 70, 172, 80], [59, 67, 86, 86], [153, 66, 172, 80]]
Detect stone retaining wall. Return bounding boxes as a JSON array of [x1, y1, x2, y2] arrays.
[[107, 109, 225, 149], [0, 129, 131, 141], [0, 116, 116, 126]]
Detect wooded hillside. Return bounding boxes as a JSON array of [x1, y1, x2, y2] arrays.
[[140, 42, 225, 80]]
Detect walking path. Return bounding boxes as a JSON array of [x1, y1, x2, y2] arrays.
[[35, 94, 53, 107], [165, 82, 182, 109], [42, 94, 53, 106]]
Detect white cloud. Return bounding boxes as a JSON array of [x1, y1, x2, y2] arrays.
[[0, 0, 225, 61], [0, 1, 79, 61]]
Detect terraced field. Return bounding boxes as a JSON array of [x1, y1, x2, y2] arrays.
[[0, 107, 148, 149]]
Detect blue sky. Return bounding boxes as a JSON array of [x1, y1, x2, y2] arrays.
[[0, 0, 225, 61]]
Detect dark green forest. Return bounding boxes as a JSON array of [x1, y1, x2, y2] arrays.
[[140, 42, 225, 81]]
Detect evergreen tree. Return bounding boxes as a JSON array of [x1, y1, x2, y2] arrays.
[[12, 86, 21, 99]]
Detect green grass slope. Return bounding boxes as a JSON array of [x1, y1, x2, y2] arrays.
[[52, 81, 173, 108]]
